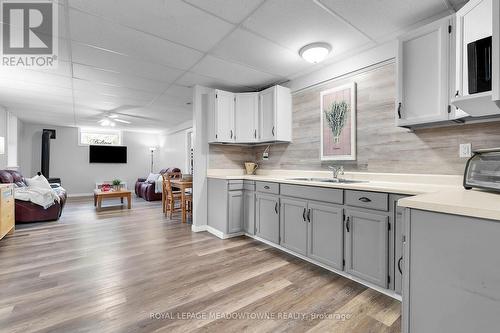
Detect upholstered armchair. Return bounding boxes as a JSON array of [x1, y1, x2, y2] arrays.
[[135, 168, 181, 201]]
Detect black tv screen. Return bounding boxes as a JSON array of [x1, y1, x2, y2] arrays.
[[89, 145, 127, 163]]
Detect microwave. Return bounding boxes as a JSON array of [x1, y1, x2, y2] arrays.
[[467, 36, 492, 94], [464, 148, 500, 192]]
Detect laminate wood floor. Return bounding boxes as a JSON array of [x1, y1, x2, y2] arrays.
[[0, 197, 401, 333]]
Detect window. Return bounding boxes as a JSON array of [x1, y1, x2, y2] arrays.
[[79, 128, 121, 146]]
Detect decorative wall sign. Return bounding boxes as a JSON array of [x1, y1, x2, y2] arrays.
[[320, 82, 356, 160]]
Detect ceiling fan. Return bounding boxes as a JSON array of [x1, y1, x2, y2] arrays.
[[98, 113, 131, 127]]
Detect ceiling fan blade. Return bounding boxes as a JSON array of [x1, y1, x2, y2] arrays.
[[114, 118, 131, 124], [108, 114, 119, 119]]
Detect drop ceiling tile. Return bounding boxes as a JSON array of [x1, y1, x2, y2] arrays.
[[176, 71, 254, 92], [0, 67, 72, 89], [243, 0, 372, 60], [69, 8, 203, 70], [73, 91, 151, 111], [212, 28, 310, 77], [68, 0, 234, 51], [72, 64, 171, 93], [190, 55, 278, 88], [71, 43, 184, 83], [72, 79, 158, 102], [163, 85, 193, 101], [183, 0, 265, 24], [318, 0, 450, 41]]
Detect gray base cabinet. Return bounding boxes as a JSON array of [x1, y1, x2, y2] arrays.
[[256, 193, 280, 244], [280, 198, 308, 255], [207, 179, 243, 235], [228, 190, 243, 233], [243, 190, 255, 235], [345, 209, 389, 288], [403, 209, 500, 333], [307, 202, 344, 270]]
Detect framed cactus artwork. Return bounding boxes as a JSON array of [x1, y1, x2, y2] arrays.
[[320, 82, 356, 161]]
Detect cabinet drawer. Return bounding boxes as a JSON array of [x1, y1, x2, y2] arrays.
[[256, 181, 279, 194], [345, 190, 388, 211], [228, 180, 244, 191], [281, 184, 343, 204]]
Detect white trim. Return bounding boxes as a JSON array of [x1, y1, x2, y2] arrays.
[[320, 82, 357, 161], [67, 193, 93, 198], [191, 224, 207, 233], [205, 226, 245, 239]]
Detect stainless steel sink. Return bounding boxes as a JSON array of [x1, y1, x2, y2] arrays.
[[287, 177, 367, 184]]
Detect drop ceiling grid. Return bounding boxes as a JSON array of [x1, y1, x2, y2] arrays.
[[2, 0, 468, 130]]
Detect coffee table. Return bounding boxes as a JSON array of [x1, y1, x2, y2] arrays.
[[93, 189, 132, 211]]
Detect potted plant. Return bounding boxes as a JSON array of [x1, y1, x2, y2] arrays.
[[112, 179, 122, 191], [324, 100, 349, 143]]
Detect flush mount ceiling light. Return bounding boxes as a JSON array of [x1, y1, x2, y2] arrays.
[[299, 42, 331, 64]]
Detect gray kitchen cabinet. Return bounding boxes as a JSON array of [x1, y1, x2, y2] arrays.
[[392, 195, 406, 295], [256, 193, 280, 244], [307, 201, 344, 270], [403, 209, 500, 333], [243, 189, 255, 235], [345, 209, 389, 288], [228, 190, 243, 234], [280, 197, 308, 255], [207, 178, 244, 235]]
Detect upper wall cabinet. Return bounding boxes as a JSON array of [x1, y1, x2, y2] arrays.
[[235, 93, 259, 143], [396, 16, 465, 128], [208, 85, 292, 144], [259, 85, 292, 142], [451, 0, 500, 116], [494, 0, 500, 104], [208, 89, 235, 143]]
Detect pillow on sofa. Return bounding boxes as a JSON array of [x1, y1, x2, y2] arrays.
[[146, 173, 160, 183]]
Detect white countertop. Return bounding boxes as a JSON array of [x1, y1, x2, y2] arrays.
[[207, 169, 500, 221], [207, 173, 457, 196], [398, 189, 500, 221]]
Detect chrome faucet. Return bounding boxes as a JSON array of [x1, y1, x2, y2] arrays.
[[328, 165, 344, 180]]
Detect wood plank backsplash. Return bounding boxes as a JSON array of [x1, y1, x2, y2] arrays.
[[209, 63, 500, 175]]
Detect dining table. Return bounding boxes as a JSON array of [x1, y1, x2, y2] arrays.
[[169, 178, 193, 223]]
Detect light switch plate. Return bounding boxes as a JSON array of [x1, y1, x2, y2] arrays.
[[460, 143, 472, 158]]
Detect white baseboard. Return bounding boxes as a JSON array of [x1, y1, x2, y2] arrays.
[[191, 224, 207, 233], [67, 193, 93, 198]]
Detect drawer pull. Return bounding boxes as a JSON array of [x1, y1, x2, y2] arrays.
[[359, 197, 372, 203], [346, 217, 350, 232], [302, 208, 306, 221], [274, 202, 278, 214], [264, 185, 270, 189], [307, 209, 311, 223]]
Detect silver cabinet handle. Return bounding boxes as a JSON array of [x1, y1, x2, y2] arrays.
[[397, 102, 402, 119], [230, 130, 233, 139], [359, 197, 371, 203], [346, 217, 350, 232], [307, 209, 311, 223], [271, 126, 275, 136], [274, 202, 278, 214], [302, 208, 306, 221], [254, 129, 257, 138], [264, 185, 270, 189], [398, 257, 403, 274]]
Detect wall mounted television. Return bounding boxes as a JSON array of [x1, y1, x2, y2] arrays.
[[89, 145, 127, 163]]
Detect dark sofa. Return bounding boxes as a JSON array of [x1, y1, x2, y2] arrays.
[[135, 168, 181, 201], [0, 170, 67, 223]]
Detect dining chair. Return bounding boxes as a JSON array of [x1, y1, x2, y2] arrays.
[[162, 172, 189, 219]]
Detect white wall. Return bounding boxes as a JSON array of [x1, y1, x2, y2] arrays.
[[0, 107, 7, 169], [20, 123, 166, 195], [160, 120, 193, 173]]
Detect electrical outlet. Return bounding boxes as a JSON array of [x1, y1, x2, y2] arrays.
[[459, 143, 472, 158], [262, 151, 269, 160]]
